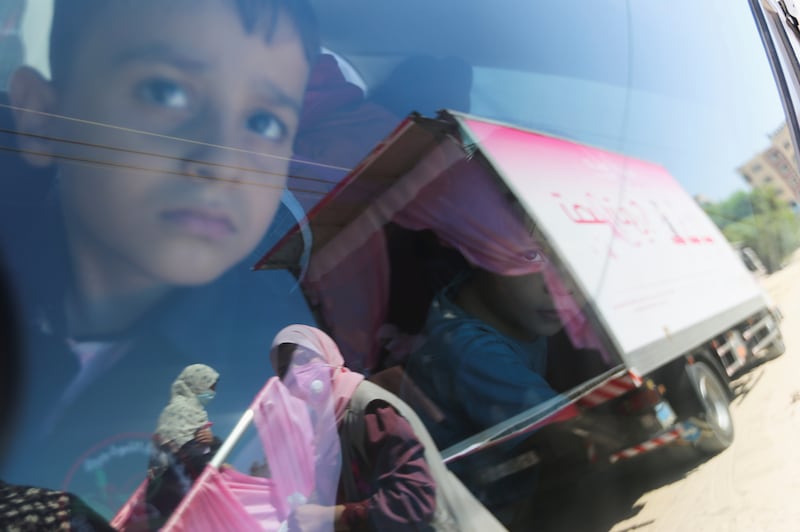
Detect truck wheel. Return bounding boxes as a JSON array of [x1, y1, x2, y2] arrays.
[[687, 361, 734, 454]]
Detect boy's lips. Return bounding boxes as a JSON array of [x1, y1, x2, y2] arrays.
[[161, 208, 236, 240]]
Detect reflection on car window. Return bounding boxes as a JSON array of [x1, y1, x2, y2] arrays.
[[0, 0, 319, 519], [1, 0, 795, 530]]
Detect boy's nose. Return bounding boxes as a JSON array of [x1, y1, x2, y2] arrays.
[[183, 145, 287, 191], [178, 115, 288, 189], [183, 144, 246, 185], [179, 112, 247, 184]]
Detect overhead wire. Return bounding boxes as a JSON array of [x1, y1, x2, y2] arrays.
[[0, 126, 345, 188], [0, 144, 331, 199], [0, 103, 351, 172], [0, 103, 358, 189]]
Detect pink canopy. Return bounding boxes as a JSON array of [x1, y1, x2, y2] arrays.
[[159, 468, 281, 531], [110, 479, 149, 531], [112, 377, 339, 531], [394, 158, 609, 362], [300, 155, 609, 372]]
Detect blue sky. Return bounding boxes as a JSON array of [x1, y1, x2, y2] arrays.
[[471, 1, 788, 203]]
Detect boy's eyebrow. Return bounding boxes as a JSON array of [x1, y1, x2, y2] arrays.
[[112, 43, 303, 113], [112, 43, 208, 72], [252, 81, 303, 115]]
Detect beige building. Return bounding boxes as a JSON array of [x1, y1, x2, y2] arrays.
[[737, 123, 800, 208]]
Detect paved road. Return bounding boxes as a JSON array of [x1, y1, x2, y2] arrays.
[[529, 256, 800, 531]]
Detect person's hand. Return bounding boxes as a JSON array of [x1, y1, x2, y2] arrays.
[[287, 504, 336, 532], [249, 460, 270, 478], [195, 427, 214, 444]]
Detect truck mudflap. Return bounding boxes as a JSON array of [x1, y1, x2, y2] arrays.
[[608, 421, 701, 464]]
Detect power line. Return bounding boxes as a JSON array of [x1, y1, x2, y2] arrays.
[[1, 103, 352, 172], [0, 144, 330, 198], [0, 127, 343, 189], [0, 103, 360, 181]]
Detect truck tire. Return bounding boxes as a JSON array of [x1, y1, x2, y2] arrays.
[[687, 361, 734, 454]]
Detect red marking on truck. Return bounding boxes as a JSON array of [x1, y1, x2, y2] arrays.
[[577, 371, 641, 408], [608, 422, 696, 463]]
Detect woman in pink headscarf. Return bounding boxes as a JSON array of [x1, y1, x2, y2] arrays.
[[269, 324, 504, 532]]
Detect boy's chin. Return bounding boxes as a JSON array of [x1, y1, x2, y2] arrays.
[[143, 242, 257, 287], [167, 271, 226, 287], [150, 257, 242, 287], [532, 324, 564, 338]]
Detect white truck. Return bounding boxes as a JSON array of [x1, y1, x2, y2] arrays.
[[257, 109, 785, 499]]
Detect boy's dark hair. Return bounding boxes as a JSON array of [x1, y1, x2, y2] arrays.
[[49, 0, 320, 88]]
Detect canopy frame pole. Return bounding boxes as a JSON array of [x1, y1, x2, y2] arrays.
[[210, 409, 255, 468]]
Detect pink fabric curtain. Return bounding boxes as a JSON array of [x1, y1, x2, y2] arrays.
[[162, 468, 280, 532], [163, 377, 339, 530], [303, 155, 609, 371], [252, 377, 316, 520], [112, 467, 284, 532], [304, 230, 391, 372], [393, 158, 608, 359], [110, 478, 149, 531], [394, 159, 548, 276]]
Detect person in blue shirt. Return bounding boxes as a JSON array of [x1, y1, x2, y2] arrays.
[[403, 262, 575, 527], [405, 268, 564, 451]]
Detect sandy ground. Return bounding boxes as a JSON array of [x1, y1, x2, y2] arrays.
[[608, 253, 800, 532], [530, 252, 800, 531]]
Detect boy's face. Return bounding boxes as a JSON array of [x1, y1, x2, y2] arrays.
[[16, 0, 310, 286], [490, 271, 566, 339]]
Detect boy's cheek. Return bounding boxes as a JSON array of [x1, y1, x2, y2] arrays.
[[247, 186, 288, 237], [54, 128, 291, 285]]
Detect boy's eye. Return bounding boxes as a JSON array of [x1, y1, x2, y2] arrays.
[[137, 79, 190, 109], [247, 112, 287, 141]]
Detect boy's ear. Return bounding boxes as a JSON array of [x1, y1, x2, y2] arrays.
[[8, 66, 58, 168]]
